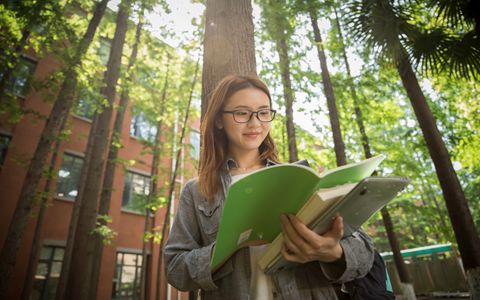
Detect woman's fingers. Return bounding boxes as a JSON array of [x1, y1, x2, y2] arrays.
[[329, 214, 344, 240], [280, 215, 304, 255], [280, 214, 344, 263]]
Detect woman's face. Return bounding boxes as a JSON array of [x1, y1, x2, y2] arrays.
[[217, 87, 272, 155]]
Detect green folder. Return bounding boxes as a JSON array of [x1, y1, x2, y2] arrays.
[[210, 155, 386, 270]]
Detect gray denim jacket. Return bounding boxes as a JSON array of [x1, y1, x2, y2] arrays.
[[164, 160, 375, 300]]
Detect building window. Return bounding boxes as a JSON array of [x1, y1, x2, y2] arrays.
[[0, 57, 37, 97], [122, 171, 150, 213], [130, 112, 157, 142], [112, 252, 143, 299], [0, 134, 12, 167], [30, 245, 64, 300], [97, 37, 111, 66], [189, 130, 200, 160], [73, 88, 95, 120], [55, 153, 84, 200]]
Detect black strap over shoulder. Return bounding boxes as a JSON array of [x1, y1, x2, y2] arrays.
[[344, 250, 395, 300]]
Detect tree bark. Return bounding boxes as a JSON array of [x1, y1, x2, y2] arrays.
[[332, 7, 371, 159], [55, 113, 98, 300], [64, 1, 131, 299], [396, 52, 480, 295], [140, 54, 170, 300], [0, 1, 109, 298], [20, 115, 68, 300], [89, 6, 144, 299], [275, 34, 298, 163], [333, 6, 414, 289], [381, 208, 411, 281], [201, 0, 257, 119], [310, 9, 346, 166], [156, 59, 199, 300]]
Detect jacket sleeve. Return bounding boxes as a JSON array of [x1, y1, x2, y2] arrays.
[[164, 180, 218, 291], [319, 228, 375, 282]]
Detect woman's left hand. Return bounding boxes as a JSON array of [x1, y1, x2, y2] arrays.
[[280, 214, 344, 263]]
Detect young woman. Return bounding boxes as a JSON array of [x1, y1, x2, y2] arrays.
[[164, 75, 375, 299]]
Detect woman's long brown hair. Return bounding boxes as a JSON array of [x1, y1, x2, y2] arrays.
[[198, 75, 279, 201]]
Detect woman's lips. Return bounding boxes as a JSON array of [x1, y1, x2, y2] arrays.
[[244, 132, 260, 139]]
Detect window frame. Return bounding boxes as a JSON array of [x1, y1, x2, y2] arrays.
[[54, 151, 84, 201], [0, 132, 12, 168], [31, 244, 65, 300], [72, 87, 96, 122], [112, 251, 145, 299], [0, 55, 38, 98], [129, 112, 157, 142], [121, 169, 151, 214], [97, 37, 112, 66]]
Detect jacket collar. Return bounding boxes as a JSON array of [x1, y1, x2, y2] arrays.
[[225, 157, 276, 171]]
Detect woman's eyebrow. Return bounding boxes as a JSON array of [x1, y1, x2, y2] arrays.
[[231, 105, 270, 109]]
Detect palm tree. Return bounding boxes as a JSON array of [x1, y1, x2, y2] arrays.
[[347, 0, 480, 296]]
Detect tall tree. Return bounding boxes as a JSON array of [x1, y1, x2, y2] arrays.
[[156, 58, 199, 300], [348, 0, 480, 296], [89, 5, 145, 299], [20, 116, 69, 300], [0, 1, 110, 297], [201, 0, 257, 119], [259, 0, 298, 162], [62, 0, 133, 298], [332, 5, 415, 298], [308, 6, 346, 166], [139, 54, 170, 300]]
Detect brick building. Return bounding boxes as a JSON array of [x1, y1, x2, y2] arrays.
[[0, 26, 200, 300]]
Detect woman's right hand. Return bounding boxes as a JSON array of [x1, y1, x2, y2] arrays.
[[280, 214, 344, 263]]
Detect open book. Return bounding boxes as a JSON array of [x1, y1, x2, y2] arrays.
[[259, 176, 409, 274], [210, 155, 406, 271]]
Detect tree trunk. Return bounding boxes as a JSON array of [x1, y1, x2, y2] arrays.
[[139, 54, 170, 300], [55, 114, 98, 300], [0, 1, 109, 298], [201, 0, 257, 119], [396, 52, 480, 297], [309, 9, 346, 166], [89, 6, 144, 299], [333, 7, 414, 293], [20, 115, 68, 300], [332, 7, 371, 159], [156, 59, 199, 300], [64, 1, 131, 299], [275, 34, 298, 163]]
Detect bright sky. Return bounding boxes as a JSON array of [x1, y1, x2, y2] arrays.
[[109, 0, 364, 138]]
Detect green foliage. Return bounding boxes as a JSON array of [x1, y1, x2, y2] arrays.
[[345, 0, 480, 79], [92, 214, 118, 245], [3, 0, 477, 256], [144, 226, 162, 244]]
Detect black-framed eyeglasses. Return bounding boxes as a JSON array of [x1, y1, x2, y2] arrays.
[[222, 109, 277, 123]]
